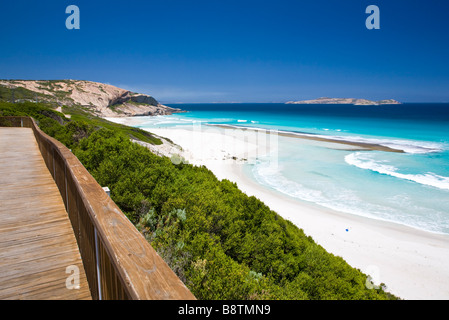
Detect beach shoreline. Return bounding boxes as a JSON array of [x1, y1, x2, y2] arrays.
[[208, 123, 405, 153], [107, 119, 449, 300], [215, 161, 449, 300]]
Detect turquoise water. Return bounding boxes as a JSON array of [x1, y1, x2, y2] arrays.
[[132, 103, 449, 235]]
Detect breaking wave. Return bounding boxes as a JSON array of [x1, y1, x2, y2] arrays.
[[345, 152, 449, 190]]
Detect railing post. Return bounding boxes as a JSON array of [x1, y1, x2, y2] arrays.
[[65, 165, 68, 211], [53, 148, 56, 178], [102, 187, 110, 197], [94, 228, 103, 300]]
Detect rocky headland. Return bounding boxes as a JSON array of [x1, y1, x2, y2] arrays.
[[0, 79, 184, 117]]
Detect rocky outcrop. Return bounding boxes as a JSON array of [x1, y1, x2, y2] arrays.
[[0, 79, 184, 117], [286, 97, 401, 105], [130, 93, 159, 105]]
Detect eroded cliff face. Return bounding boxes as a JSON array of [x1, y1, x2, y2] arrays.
[[0, 79, 184, 117]]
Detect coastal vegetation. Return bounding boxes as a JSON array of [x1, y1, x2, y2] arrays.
[[0, 101, 398, 300]]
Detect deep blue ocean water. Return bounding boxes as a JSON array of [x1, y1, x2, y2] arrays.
[[134, 103, 449, 234]]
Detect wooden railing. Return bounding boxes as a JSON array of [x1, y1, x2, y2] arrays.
[[0, 117, 195, 300]]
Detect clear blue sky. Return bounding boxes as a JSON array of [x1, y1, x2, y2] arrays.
[[1, 0, 448, 103]]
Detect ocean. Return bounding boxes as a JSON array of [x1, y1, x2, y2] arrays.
[[128, 103, 449, 235]]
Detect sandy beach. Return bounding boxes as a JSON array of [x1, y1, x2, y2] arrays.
[[108, 118, 449, 300]]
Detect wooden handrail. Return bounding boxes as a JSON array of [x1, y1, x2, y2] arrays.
[[0, 116, 195, 300]]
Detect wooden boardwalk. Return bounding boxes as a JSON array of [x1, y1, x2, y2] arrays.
[[0, 128, 91, 300]]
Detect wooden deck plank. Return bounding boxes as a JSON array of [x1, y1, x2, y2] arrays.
[[0, 224, 77, 261], [0, 128, 91, 300], [0, 209, 69, 229]]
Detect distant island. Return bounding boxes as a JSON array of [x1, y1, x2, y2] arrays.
[[286, 97, 401, 105]]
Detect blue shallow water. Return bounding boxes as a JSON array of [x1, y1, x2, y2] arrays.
[[138, 103, 449, 234]]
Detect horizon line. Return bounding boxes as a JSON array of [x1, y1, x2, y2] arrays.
[[161, 101, 449, 104]]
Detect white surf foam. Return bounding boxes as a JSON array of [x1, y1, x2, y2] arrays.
[[345, 152, 449, 190], [251, 159, 398, 222], [251, 157, 449, 234]]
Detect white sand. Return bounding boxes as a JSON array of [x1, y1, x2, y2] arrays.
[[109, 118, 449, 300]]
